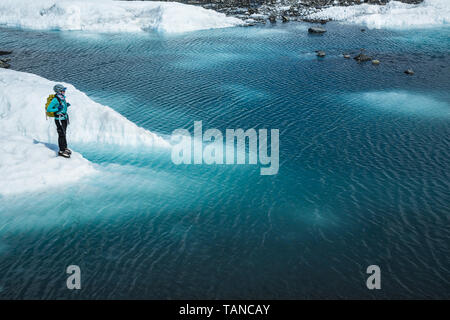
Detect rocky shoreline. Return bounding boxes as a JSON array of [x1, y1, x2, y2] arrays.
[[173, 0, 424, 25]]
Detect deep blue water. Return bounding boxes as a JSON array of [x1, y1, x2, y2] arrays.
[[0, 22, 449, 299]]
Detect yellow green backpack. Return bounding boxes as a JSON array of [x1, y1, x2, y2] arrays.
[[44, 94, 61, 119]]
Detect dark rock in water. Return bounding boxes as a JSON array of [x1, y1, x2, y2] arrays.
[[361, 28, 366, 32], [0, 60, 11, 69], [404, 69, 415, 75], [0, 50, 12, 56], [354, 53, 372, 62], [282, 15, 289, 23], [308, 27, 326, 34], [343, 54, 351, 59], [269, 14, 276, 23], [316, 50, 326, 57]]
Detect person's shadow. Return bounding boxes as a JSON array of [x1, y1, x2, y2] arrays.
[[33, 139, 59, 153]]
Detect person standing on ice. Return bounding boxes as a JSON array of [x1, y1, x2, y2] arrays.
[[47, 84, 72, 158]]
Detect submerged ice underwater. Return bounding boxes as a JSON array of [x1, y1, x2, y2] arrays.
[[0, 0, 449, 299]]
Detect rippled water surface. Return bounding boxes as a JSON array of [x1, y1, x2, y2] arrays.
[[0, 23, 449, 299]]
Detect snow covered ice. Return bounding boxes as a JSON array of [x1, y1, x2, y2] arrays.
[[0, 0, 242, 33], [0, 134, 96, 196], [308, 0, 450, 29], [0, 69, 169, 195]]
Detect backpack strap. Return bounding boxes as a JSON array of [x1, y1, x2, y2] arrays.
[[54, 95, 66, 118], [54, 95, 62, 107]]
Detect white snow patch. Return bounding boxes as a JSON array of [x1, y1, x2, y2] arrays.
[[250, 14, 268, 20], [308, 0, 450, 29], [0, 0, 242, 33]]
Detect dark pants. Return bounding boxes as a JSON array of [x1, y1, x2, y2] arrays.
[[55, 119, 68, 152]]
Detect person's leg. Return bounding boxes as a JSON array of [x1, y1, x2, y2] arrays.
[[61, 119, 68, 151], [55, 119, 67, 152]]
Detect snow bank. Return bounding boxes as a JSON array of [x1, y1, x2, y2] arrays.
[[308, 0, 450, 29], [0, 69, 169, 195], [0, 0, 242, 33], [0, 134, 96, 195], [0, 69, 168, 147]]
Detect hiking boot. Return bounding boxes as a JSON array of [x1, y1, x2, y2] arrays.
[[65, 148, 72, 155], [58, 150, 70, 158]]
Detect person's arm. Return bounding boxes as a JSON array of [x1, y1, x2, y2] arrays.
[[47, 98, 61, 113]]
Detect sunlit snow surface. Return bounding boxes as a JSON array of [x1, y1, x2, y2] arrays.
[[0, 135, 96, 195], [0, 0, 242, 33], [308, 0, 450, 29]]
